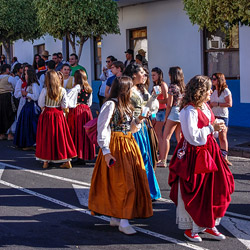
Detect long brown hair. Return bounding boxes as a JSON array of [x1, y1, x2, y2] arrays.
[[151, 67, 163, 86], [107, 76, 134, 121], [168, 66, 185, 94], [212, 72, 228, 97], [180, 75, 211, 111], [26, 68, 39, 86], [74, 69, 92, 94], [45, 70, 61, 101]]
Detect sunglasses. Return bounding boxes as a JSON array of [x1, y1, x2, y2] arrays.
[[106, 60, 111, 63], [211, 77, 217, 81]]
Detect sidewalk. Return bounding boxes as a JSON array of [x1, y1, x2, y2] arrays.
[[227, 126, 250, 158], [91, 102, 250, 158]]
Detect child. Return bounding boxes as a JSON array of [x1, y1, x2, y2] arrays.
[[36, 70, 77, 169], [14, 68, 40, 149], [88, 76, 153, 235], [67, 69, 95, 162], [168, 75, 234, 242]]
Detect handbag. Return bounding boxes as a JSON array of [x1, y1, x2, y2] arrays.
[[83, 117, 98, 145]]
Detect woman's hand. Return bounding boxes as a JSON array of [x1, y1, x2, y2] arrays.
[[21, 90, 27, 97], [104, 153, 116, 168], [213, 121, 226, 132]]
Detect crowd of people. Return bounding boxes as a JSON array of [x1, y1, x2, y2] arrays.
[[0, 48, 234, 241]]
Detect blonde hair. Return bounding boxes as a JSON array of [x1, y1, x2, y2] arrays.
[[180, 75, 211, 110], [74, 69, 92, 94], [45, 70, 61, 101]]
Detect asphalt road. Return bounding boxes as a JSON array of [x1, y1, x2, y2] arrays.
[[0, 140, 250, 250]]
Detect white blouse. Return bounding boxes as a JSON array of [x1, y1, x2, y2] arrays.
[[38, 87, 68, 109], [26, 83, 40, 101], [180, 104, 214, 146], [132, 86, 159, 112], [210, 88, 231, 118], [67, 84, 93, 108], [97, 100, 141, 155]]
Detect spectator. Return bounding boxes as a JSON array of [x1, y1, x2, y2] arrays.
[[98, 55, 116, 107], [52, 53, 63, 71], [161, 66, 185, 167], [124, 49, 135, 68], [47, 60, 56, 70], [104, 61, 124, 98], [135, 54, 143, 65], [138, 49, 148, 67], [41, 50, 50, 64], [13, 63, 23, 82], [0, 64, 17, 140], [36, 59, 47, 92], [11, 57, 18, 72], [210, 73, 233, 166], [57, 52, 66, 64], [69, 53, 87, 77], [32, 54, 41, 72], [151, 67, 168, 167], [1, 54, 6, 65]]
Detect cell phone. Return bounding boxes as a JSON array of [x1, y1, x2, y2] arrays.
[[109, 159, 116, 167]]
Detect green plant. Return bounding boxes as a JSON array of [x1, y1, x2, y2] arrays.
[[37, 0, 120, 61]]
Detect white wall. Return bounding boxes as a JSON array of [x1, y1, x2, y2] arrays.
[[239, 25, 250, 103], [101, 0, 201, 85], [14, 35, 62, 65]]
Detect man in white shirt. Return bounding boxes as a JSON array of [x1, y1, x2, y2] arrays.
[[98, 56, 116, 107]]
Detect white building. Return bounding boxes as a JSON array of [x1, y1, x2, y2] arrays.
[[2, 0, 250, 127]]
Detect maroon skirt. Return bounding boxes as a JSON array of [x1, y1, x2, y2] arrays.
[[67, 104, 95, 160], [36, 107, 77, 162]]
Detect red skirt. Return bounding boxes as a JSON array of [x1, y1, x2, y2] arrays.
[[67, 104, 95, 160], [168, 134, 234, 228], [36, 107, 77, 162]]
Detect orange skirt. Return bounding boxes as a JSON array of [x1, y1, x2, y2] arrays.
[[88, 131, 153, 219]]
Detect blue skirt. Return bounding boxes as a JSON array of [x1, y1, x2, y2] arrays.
[[133, 122, 161, 200], [14, 100, 41, 148]]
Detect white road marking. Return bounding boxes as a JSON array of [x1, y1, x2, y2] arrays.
[[0, 162, 90, 186], [72, 184, 89, 207], [0, 179, 207, 250], [221, 216, 250, 249], [1, 162, 249, 221], [0, 165, 5, 179]]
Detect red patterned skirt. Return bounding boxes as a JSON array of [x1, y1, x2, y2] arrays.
[[36, 107, 77, 162], [67, 104, 95, 160]]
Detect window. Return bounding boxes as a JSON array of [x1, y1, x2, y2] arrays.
[[203, 25, 239, 79], [94, 37, 102, 80], [129, 27, 148, 61], [34, 44, 45, 55]]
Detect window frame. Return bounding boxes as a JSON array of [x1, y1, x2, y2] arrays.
[[203, 28, 240, 80]]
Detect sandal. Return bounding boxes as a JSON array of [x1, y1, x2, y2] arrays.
[[156, 160, 167, 168]]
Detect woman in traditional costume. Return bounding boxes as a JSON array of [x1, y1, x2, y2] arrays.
[[14, 68, 40, 149], [36, 70, 77, 169], [67, 69, 95, 162], [124, 64, 161, 200], [88, 76, 153, 235], [168, 75, 234, 242]]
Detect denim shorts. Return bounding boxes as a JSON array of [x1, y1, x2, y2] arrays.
[[215, 116, 229, 127], [155, 109, 166, 122], [167, 106, 180, 122]]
